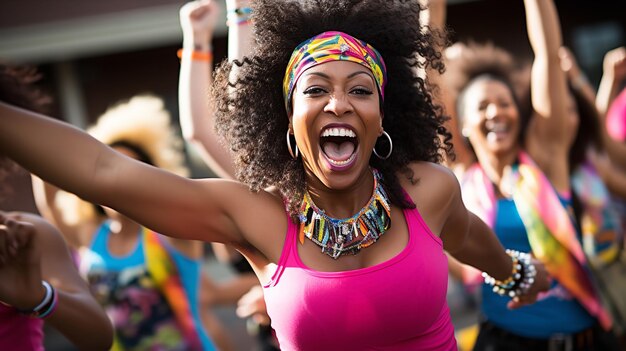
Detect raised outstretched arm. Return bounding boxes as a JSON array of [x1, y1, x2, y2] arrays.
[[179, 0, 254, 179], [178, 0, 238, 178], [596, 47, 626, 170], [523, 0, 571, 191], [0, 102, 258, 247], [418, 0, 474, 170]]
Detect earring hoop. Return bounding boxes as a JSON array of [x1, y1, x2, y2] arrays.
[[373, 131, 393, 160], [286, 129, 299, 159]]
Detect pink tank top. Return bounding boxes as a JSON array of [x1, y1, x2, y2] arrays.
[[263, 205, 457, 351], [0, 303, 44, 351]]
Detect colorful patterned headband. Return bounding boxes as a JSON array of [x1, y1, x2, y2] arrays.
[[282, 31, 387, 112]]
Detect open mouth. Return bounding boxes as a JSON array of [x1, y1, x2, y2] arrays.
[[320, 125, 359, 168], [485, 123, 510, 142]]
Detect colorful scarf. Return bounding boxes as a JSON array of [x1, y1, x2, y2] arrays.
[[282, 31, 387, 111], [461, 152, 612, 329], [571, 162, 623, 267], [144, 228, 203, 350]]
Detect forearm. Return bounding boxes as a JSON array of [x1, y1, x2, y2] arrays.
[[179, 29, 238, 179], [227, 0, 254, 62], [0, 102, 115, 205], [449, 212, 512, 281], [47, 290, 113, 351], [179, 23, 214, 143], [596, 71, 620, 117], [525, 0, 568, 128]]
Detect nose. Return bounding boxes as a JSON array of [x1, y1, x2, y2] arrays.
[[485, 103, 500, 120], [323, 93, 353, 116]]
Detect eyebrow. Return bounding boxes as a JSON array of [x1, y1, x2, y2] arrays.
[[305, 70, 374, 80]]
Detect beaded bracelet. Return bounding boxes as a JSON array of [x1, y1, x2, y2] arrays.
[[177, 49, 213, 61], [482, 250, 537, 298], [18, 280, 58, 318]]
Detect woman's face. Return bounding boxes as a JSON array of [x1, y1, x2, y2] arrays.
[[290, 60, 382, 190], [461, 78, 520, 158]]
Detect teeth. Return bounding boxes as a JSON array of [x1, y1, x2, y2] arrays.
[[321, 127, 356, 138], [327, 152, 357, 166], [488, 124, 507, 133]]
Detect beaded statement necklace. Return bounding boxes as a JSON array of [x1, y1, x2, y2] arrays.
[[298, 168, 392, 259]]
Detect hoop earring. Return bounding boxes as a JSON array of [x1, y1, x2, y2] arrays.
[[373, 131, 393, 160], [286, 129, 299, 159]]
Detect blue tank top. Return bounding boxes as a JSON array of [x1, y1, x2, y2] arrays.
[[80, 221, 215, 350], [481, 198, 596, 338]]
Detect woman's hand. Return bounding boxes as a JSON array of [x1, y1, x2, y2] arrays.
[[236, 285, 270, 326], [603, 46, 626, 84], [0, 212, 46, 311], [180, 0, 220, 43], [507, 258, 551, 309]]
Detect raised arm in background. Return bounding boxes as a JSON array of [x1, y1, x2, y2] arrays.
[[523, 0, 572, 193], [419, 0, 475, 171], [179, 0, 254, 179], [596, 47, 626, 170], [596, 47, 626, 117], [559, 47, 626, 199]]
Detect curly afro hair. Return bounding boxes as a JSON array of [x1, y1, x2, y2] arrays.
[[212, 0, 450, 217], [444, 42, 525, 122], [54, 95, 190, 225]]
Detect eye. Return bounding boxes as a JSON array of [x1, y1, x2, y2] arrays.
[[302, 87, 327, 96], [350, 87, 373, 95]]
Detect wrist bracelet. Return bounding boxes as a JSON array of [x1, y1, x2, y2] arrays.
[[18, 280, 58, 319], [226, 7, 252, 26], [177, 49, 213, 61], [37, 287, 58, 319], [482, 250, 536, 298]]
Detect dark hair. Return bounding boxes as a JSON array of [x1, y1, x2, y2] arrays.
[[567, 84, 602, 172], [109, 140, 155, 166], [212, 0, 450, 217], [445, 43, 529, 147], [0, 63, 51, 197]]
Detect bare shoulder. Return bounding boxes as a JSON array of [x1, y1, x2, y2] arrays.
[[397, 162, 461, 236], [400, 162, 460, 204]]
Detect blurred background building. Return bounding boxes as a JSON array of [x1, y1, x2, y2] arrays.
[[1, 0, 623, 136]]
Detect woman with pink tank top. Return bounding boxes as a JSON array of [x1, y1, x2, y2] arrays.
[[0, 1, 551, 350]]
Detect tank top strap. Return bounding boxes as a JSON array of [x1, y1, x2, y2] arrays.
[[400, 188, 443, 248], [89, 220, 112, 251], [264, 212, 299, 288]]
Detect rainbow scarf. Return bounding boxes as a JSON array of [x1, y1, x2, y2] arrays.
[[571, 162, 623, 267], [144, 228, 203, 350], [461, 152, 612, 329], [282, 31, 387, 111]]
